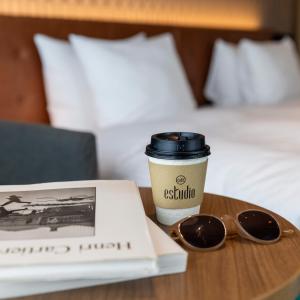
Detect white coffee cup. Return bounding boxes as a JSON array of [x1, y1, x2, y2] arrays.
[[145, 132, 210, 226]]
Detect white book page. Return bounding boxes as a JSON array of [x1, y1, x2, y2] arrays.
[[0, 180, 157, 279], [0, 218, 187, 299]]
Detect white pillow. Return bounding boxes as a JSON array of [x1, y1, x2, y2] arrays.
[[238, 37, 300, 105], [70, 33, 196, 129], [204, 39, 241, 106], [34, 33, 146, 132]]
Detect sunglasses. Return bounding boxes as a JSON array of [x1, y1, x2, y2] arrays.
[[169, 209, 294, 251]]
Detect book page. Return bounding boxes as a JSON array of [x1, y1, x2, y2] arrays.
[[0, 180, 156, 269]]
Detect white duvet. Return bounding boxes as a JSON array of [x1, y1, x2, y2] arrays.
[[97, 102, 300, 228]]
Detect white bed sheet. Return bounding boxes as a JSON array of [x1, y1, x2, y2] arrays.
[[97, 101, 300, 228]]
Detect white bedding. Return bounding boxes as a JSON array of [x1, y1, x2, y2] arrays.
[[97, 102, 300, 228]]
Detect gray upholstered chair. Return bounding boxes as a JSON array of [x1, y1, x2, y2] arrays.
[[0, 121, 98, 184]]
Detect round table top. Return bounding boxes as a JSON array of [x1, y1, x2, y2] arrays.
[[140, 189, 300, 300], [20, 189, 300, 300]]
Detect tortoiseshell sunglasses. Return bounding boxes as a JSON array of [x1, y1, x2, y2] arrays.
[[169, 209, 294, 251]]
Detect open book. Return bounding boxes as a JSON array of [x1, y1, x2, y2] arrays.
[[0, 180, 157, 281], [0, 217, 187, 299]]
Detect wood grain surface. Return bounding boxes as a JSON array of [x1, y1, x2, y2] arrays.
[[15, 189, 300, 300]]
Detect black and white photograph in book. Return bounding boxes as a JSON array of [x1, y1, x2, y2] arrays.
[[0, 187, 96, 240]]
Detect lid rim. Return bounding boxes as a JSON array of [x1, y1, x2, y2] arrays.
[[145, 146, 210, 160], [145, 132, 210, 160]]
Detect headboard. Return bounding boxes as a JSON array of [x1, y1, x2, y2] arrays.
[[0, 15, 274, 124]]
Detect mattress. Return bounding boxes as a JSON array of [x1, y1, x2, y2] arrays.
[[97, 101, 300, 228]]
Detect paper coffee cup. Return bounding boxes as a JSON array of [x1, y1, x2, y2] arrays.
[[145, 132, 210, 226]]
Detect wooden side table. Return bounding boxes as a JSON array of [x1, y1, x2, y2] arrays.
[[18, 189, 300, 300]]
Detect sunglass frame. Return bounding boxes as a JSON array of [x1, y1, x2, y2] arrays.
[[169, 209, 282, 251]]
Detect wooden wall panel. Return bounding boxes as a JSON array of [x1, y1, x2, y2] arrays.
[[0, 0, 296, 33]]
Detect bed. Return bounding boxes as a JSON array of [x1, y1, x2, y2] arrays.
[[0, 15, 273, 122], [98, 102, 300, 228], [1, 15, 299, 228]]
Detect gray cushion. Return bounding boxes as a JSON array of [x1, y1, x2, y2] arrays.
[[0, 121, 98, 184]]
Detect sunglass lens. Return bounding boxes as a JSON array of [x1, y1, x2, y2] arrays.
[[238, 210, 280, 241], [179, 215, 225, 249]]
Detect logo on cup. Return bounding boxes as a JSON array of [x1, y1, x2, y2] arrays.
[[176, 175, 186, 185]]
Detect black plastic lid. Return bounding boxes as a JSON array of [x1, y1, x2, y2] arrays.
[[145, 132, 210, 160]]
